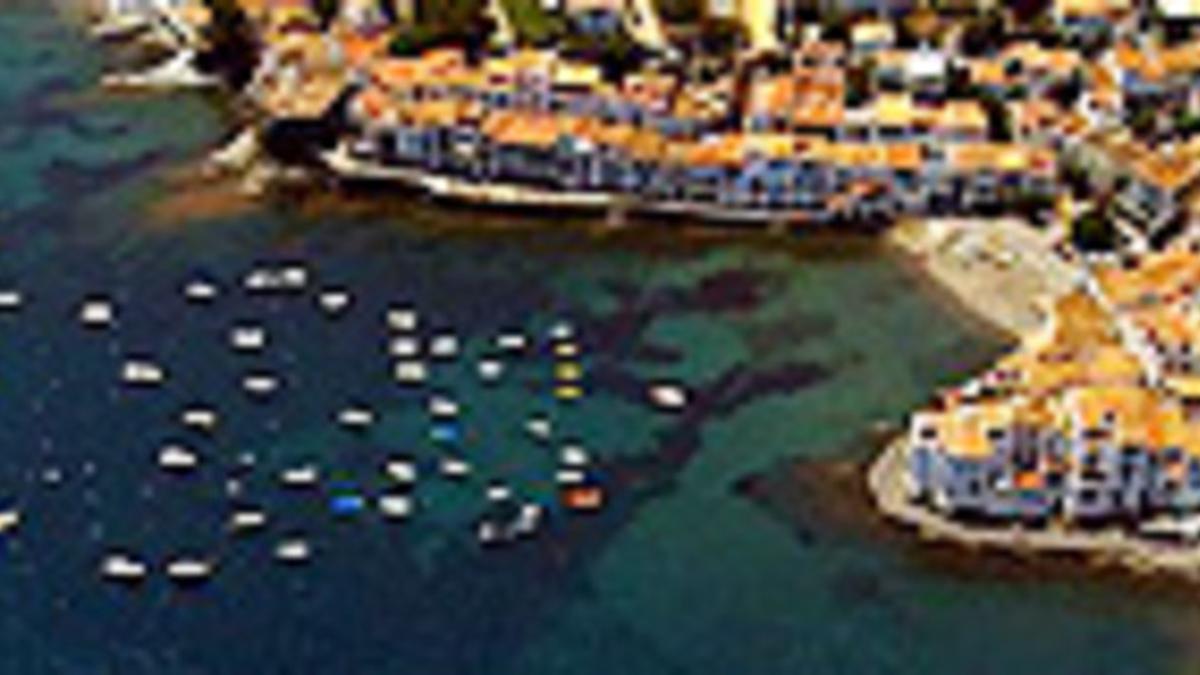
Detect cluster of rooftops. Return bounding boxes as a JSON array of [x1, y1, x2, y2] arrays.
[[234, 2, 1200, 220], [906, 248, 1200, 522], [102, 0, 1200, 223]]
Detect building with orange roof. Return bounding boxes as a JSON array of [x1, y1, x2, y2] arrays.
[[907, 249, 1200, 524], [258, 71, 346, 120], [1054, 0, 1132, 20]]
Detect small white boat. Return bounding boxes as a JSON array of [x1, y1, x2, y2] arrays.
[[384, 459, 417, 483], [243, 269, 279, 292], [496, 332, 527, 351], [225, 478, 243, 498], [122, 360, 166, 386], [243, 266, 307, 293], [549, 322, 575, 341], [79, 299, 115, 328], [560, 445, 590, 467], [486, 483, 512, 502], [393, 360, 428, 384], [649, 384, 688, 411], [514, 504, 543, 535], [100, 553, 148, 582], [386, 307, 419, 332], [42, 467, 63, 486], [230, 325, 267, 352], [428, 396, 460, 418], [180, 407, 218, 432], [477, 520, 501, 545], [90, 13, 150, 40], [166, 557, 214, 582], [158, 444, 199, 471], [526, 416, 553, 440], [280, 265, 308, 290], [318, 289, 352, 315], [0, 509, 19, 534], [389, 336, 421, 358], [478, 359, 504, 381], [555, 469, 587, 485], [430, 335, 459, 359], [280, 465, 319, 487], [243, 373, 280, 397], [440, 457, 472, 479], [228, 509, 267, 532], [337, 407, 375, 429], [378, 494, 413, 519], [0, 290, 23, 311], [183, 279, 219, 302], [275, 539, 311, 563]]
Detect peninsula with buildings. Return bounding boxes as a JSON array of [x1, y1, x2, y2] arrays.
[[89, 0, 1200, 575]]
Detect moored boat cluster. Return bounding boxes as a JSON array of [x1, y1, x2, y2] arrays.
[[0, 260, 690, 588]]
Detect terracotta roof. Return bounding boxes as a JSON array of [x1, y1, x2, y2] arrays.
[[1131, 151, 1200, 193], [353, 85, 392, 122], [338, 30, 390, 68], [483, 111, 561, 149], [923, 401, 1016, 460], [935, 101, 988, 134], [404, 98, 476, 127], [945, 144, 1054, 173], [1056, 0, 1132, 17], [259, 73, 345, 119], [971, 58, 1010, 87]]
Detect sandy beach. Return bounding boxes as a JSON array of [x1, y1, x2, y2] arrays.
[[885, 218, 1080, 340]]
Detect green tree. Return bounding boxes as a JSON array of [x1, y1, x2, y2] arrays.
[[654, 0, 703, 23], [198, 0, 260, 89], [960, 8, 1005, 55], [312, 0, 341, 28], [502, 0, 566, 47], [1072, 209, 1118, 252], [562, 27, 644, 81], [979, 92, 1012, 141], [845, 57, 876, 108], [1129, 105, 1157, 139], [392, 0, 494, 57], [696, 16, 745, 62], [1008, 0, 1052, 26]]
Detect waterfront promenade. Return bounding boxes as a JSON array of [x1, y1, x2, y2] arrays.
[[869, 438, 1200, 578]]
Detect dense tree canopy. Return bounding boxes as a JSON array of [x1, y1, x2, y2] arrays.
[[653, 0, 704, 24], [312, 0, 341, 28], [563, 29, 645, 82], [1072, 209, 1118, 252], [198, 0, 260, 89], [391, 0, 493, 56]]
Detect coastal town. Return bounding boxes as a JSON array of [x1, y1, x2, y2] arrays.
[[84, 0, 1200, 574]]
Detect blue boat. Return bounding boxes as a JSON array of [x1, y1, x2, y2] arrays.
[[329, 494, 367, 516], [430, 423, 461, 444]]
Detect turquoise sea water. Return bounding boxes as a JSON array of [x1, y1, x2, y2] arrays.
[[0, 4, 1197, 674]]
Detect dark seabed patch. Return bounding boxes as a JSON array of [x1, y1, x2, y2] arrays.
[[39, 151, 164, 199]]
